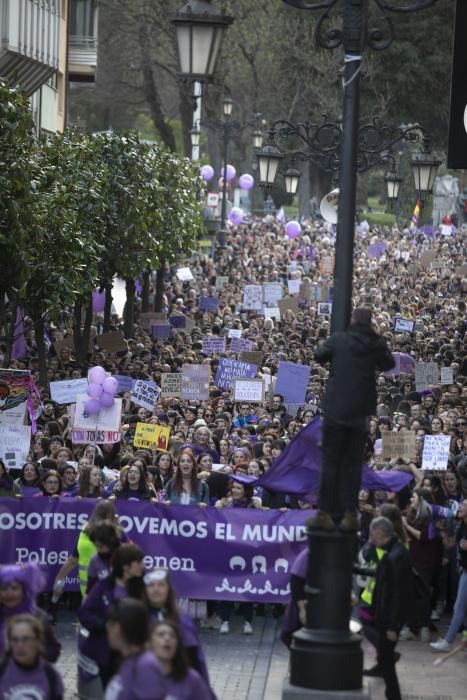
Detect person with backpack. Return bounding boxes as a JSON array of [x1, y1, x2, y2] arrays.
[[0, 614, 63, 700]]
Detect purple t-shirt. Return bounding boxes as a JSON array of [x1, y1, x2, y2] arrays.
[[104, 651, 165, 700], [87, 553, 112, 583], [165, 668, 211, 699], [0, 657, 64, 699]]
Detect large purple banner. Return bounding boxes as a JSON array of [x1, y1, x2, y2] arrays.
[[0, 499, 309, 603]]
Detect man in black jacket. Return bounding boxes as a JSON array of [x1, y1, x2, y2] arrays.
[[311, 307, 395, 530], [365, 517, 414, 700]]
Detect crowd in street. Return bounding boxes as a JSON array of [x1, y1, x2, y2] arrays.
[[0, 215, 466, 699]]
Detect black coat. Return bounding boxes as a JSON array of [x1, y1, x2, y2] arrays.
[[371, 537, 414, 632], [315, 324, 395, 423]]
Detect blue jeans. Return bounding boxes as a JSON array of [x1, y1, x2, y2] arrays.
[[445, 569, 467, 643]]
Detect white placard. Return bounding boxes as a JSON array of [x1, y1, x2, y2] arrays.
[[0, 424, 31, 469], [440, 367, 454, 385], [263, 282, 283, 305], [74, 394, 122, 432], [72, 429, 121, 445], [131, 380, 161, 412], [228, 329, 242, 339], [233, 379, 264, 403], [317, 302, 332, 316], [49, 378, 88, 405], [393, 318, 415, 334], [206, 192, 219, 207], [242, 285, 263, 310], [176, 267, 194, 281], [421, 435, 451, 471], [415, 362, 439, 391], [287, 279, 301, 295], [264, 307, 281, 321]]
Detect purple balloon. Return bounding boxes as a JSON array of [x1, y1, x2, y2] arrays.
[[100, 391, 114, 408], [238, 173, 254, 190], [285, 221, 301, 238], [102, 376, 118, 395], [87, 383, 103, 399], [92, 289, 106, 313], [84, 398, 101, 415], [222, 164, 236, 182], [229, 207, 244, 225], [201, 164, 214, 181], [88, 365, 106, 385]]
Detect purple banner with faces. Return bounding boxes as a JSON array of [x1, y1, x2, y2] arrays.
[[0, 499, 308, 603]]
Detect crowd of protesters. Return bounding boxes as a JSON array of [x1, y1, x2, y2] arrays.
[[0, 215, 466, 698]]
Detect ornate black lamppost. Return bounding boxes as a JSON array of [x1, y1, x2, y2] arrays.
[[257, 1, 441, 697]]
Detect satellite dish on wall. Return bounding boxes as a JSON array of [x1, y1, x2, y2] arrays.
[[320, 188, 339, 224]]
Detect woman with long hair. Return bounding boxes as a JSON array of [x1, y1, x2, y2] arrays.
[[0, 460, 21, 497], [35, 470, 63, 498], [0, 614, 64, 699], [78, 466, 103, 499], [14, 461, 41, 496], [151, 620, 210, 700], [113, 462, 156, 501], [165, 448, 209, 506], [155, 451, 174, 486]]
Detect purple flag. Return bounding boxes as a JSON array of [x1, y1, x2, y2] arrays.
[[384, 352, 416, 377], [11, 307, 26, 360]]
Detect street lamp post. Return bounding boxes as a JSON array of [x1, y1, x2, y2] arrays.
[[257, 0, 441, 696]]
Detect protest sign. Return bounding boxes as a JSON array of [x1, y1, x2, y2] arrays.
[[440, 367, 454, 385], [317, 302, 332, 316], [0, 424, 31, 469], [263, 282, 283, 305], [200, 297, 219, 312], [215, 359, 258, 390], [382, 432, 416, 462], [53, 335, 74, 355], [0, 369, 31, 425], [176, 267, 194, 281], [161, 373, 181, 398], [228, 329, 242, 339], [96, 331, 127, 353], [0, 498, 308, 602], [115, 375, 135, 394], [139, 312, 167, 329], [131, 380, 161, 412], [151, 324, 172, 339], [234, 379, 264, 404], [367, 243, 386, 258], [240, 351, 263, 365], [299, 282, 311, 300], [421, 435, 451, 471], [50, 378, 88, 405], [168, 314, 186, 328], [393, 318, 415, 334], [72, 429, 121, 445], [415, 362, 439, 391], [74, 394, 122, 432], [320, 256, 334, 275], [275, 362, 310, 405], [278, 298, 299, 316], [287, 279, 301, 295], [230, 337, 254, 354], [134, 422, 170, 451], [419, 250, 436, 269], [202, 336, 226, 355], [242, 285, 263, 311], [264, 308, 280, 321], [215, 276, 229, 290], [180, 364, 210, 401]]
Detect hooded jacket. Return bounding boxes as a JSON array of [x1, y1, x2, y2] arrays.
[[315, 323, 395, 424]]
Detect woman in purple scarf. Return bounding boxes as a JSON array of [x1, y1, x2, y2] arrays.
[[151, 620, 210, 700]]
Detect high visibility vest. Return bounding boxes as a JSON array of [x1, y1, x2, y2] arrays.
[[360, 547, 385, 607], [76, 531, 96, 596]]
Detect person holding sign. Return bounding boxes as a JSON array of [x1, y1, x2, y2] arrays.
[[311, 308, 395, 531]]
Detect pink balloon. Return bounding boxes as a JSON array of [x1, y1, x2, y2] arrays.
[[222, 164, 236, 182], [285, 221, 302, 238], [229, 207, 244, 225], [238, 173, 254, 190], [102, 376, 118, 395], [201, 164, 214, 181], [100, 392, 114, 408], [87, 383, 103, 399], [88, 366, 106, 385], [84, 398, 100, 415]]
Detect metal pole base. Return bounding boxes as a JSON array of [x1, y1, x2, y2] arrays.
[[290, 628, 363, 691], [283, 679, 370, 700]]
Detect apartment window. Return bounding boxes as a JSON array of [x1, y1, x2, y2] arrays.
[[70, 0, 96, 37]]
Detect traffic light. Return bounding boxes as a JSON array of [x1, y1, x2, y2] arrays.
[[447, 0, 467, 168]]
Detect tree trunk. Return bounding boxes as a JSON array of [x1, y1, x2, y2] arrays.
[[154, 262, 165, 313], [142, 270, 150, 313], [35, 315, 47, 388], [5, 293, 18, 367], [73, 296, 93, 365], [124, 278, 135, 338], [103, 282, 113, 332]]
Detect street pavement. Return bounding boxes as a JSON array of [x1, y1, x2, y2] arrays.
[[55, 610, 466, 699]]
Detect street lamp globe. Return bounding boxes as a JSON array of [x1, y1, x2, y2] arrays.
[[190, 127, 201, 147], [257, 137, 284, 189], [284, 166, 301, 196], [384, 170, 402, 203], [171, 0, 233, 82], [223, 95, 233, 117], [411, 151, 441, 203], [253, 129, 263, 149]]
